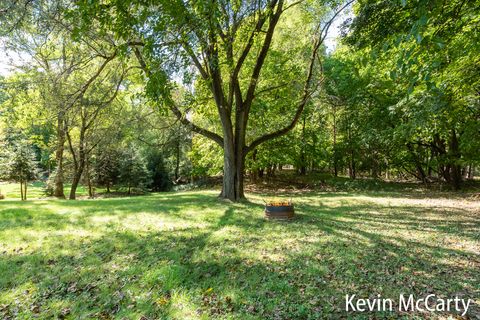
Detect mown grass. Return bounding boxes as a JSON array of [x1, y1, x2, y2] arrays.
[[0, 189, 479, 319], [0, 181, 99, 200]]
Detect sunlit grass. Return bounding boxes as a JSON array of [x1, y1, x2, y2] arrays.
[[0, 181, 100, 200], [0, 189, 479, 319]]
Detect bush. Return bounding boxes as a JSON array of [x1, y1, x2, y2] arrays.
[[147, 152, 172, 192]]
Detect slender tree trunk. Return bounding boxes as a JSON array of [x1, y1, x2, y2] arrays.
[[69, 128, 87, 200], [407, 143, 427, 184], [259, 168, 264, 178], [347, 127, 356, 179], [24, 182, 27, 201], [175, 139, 180, 181], [69, 171, 83, 200], [299, 160, 306, 175], [466, 164, 473, 180], [86, 159, 93, 198], [349, 151, 356, 179], [20, 181, 24, 201], [332, 105, 338, 177], [448, 129, 462, 190], [88, 181, 93, 197], [54, 112, 66, 198], [300, 116, 307, 175]]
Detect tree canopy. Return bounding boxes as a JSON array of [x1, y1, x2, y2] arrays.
[[0, 0, 478, 200]]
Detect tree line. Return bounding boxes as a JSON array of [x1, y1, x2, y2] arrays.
[[0, 0, 478, 200]]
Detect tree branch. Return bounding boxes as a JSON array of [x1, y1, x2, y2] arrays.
[[182, 41, 209, 80], [245, 0, 353, 154], [243, 0, 283, 110], [133, 47, 224, 147]]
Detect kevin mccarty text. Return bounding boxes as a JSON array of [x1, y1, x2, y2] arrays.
[[345, 294, 473, 316]]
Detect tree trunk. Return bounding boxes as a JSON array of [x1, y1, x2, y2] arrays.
[[258, 168, 264, 178], [87, 171, 93, 198], [175, 139, 180, 181], [333, 157, 338, 177], [466, 164, 473, 180], [299, 116, 307, 175], [24, 182, 27, 201], [20, 181, 24, 201], [220, 140, 245, 201], [54, 112, 66, 198], [68, 151, 85, 200], [88, 182, 93, 198], [448, 129, 462, 190], [407, 143, 427, 184], [69, 171, 83, 200], [299, 161, 306, 175], [349, 152, 356, 179], [332, 105, 338, 177], [347, 124, 356, 179], [68, 124, 87, 200]]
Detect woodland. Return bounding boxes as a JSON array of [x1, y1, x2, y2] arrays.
[[0, 0, 479, 319]]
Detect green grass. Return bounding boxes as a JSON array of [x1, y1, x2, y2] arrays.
[[0, 181, 100, 200], [0, 189, 479, 319]]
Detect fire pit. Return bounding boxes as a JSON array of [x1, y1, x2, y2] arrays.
[[264, 200, 295, 220]]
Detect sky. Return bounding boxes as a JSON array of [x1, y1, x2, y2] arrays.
[[0, 40, 14, 76], [0, 8, 352, 77], [324, 8, 352, 54]]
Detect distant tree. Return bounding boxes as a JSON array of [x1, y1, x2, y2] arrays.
[[118, 147, 151, 194], [0, 142, 39, 200], [93, 148, 122, 193], [147, 151, 172, 192]]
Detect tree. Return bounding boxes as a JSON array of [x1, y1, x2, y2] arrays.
[[0, 142, 39, 200], [64, 59, 127, 199], [118, 146, 151, 194], [92, 147, 122, 193], [71, 0, 352, 201], [1, 0, 131, 199], [341, 0, 480, 188], [147, 151, 172, 192]]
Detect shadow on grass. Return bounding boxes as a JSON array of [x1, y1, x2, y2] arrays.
[[0, 191, 479, 319]]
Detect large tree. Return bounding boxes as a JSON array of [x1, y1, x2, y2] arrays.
[[71, 0, 351, 201]]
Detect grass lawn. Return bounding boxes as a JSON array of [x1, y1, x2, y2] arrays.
[[0, 188, 479, 319], [0, 181, 100, 200]]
